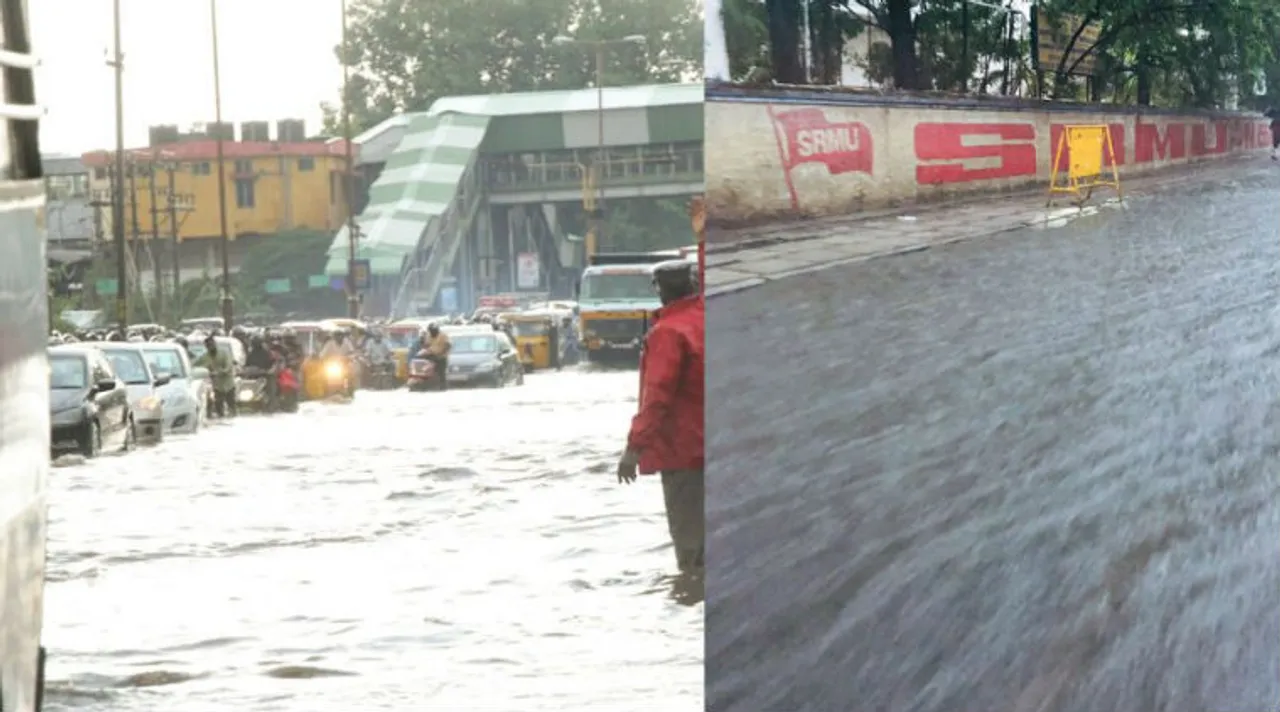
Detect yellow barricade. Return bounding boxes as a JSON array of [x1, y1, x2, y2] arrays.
[[1047, 125, 1122, 206]]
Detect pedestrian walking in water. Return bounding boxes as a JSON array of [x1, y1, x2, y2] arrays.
[[617, 260, 705, 573]]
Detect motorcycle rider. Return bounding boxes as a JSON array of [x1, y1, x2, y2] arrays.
[[245, 334, 278, 407], [194, 334, 237, 418], [419, 323, 451, 391]]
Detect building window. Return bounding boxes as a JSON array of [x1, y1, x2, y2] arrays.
[[192, 162, 211, 175], [298, 157, 315, 171], [93, 167, 106, 180], [234, 178, 255, 208], [234, 159, 253, 175]]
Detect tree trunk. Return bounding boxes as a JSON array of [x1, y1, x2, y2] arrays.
[[766, 0, 805, 84], [886, 0, 919, 89], [1136, 58, 1151, 105], [813, 0, 841, 85]]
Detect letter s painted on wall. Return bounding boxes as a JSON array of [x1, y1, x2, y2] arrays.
[[914, 122, 1037, 185]]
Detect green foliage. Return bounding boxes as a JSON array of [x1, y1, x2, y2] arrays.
[[742, 0, 1280, 109], [324, 0, 704, 135]]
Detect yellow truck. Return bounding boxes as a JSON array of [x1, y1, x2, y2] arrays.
[[575, 251, 689, 365]]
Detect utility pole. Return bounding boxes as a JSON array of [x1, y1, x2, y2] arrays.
[[551, 34, 646, 260], [341, 0, 360, 318], [210, 0, 233, 330], [110, 0, 127, 330], [127, 158, 142, 314], [147, 155, 164, 319], [168, 164, 182, 315]]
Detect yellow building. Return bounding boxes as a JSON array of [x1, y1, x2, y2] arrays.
[[82, 139, 355, 243]]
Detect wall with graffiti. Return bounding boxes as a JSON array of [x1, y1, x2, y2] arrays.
[[706, 89, 1271, 225]]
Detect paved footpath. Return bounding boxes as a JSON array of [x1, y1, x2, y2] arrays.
[[706, 155, 1273, 296], [707, 155, 1280, 712]]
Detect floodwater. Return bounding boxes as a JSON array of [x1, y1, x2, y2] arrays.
[[42, 370, 702, 711], [707, 171, 1280, 712]]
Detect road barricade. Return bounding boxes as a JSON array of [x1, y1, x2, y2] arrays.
[[1048, 124, 1123, 206]]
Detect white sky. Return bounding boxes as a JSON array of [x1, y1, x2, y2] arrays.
[[32, 0, 343, 154]]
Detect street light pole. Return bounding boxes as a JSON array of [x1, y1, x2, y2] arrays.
[[210, 0, 233, 331], [110, 0, 127, 331], [341, 0, 360, 318], [551, 34, 646, 260]]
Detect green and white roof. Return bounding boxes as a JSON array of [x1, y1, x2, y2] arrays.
[[325, 83, 702, 277]]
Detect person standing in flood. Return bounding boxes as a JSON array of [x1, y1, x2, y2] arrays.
[[616, 260, 705, 573]]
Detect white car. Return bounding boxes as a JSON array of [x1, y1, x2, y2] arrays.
[[138, 342, 206, 434], [94, 343, 170, 444]]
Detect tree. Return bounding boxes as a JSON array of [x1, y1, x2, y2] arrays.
[[324, 0, 702, 135]]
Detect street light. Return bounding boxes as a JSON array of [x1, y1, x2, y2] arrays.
[[209, 0, 233, 330], [110, 0, 127, 331], [551, 33, 646, 259]]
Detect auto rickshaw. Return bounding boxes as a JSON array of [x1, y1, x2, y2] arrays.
[[280, 320, 333, 401], [506, 309, 561, 371], [386, 318, 430, 383]]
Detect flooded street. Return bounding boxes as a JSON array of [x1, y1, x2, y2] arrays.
[[707, 169, 1280, 712], [42, 370, 702, 711]]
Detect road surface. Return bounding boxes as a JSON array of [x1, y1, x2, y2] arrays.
[[707, 169, 1280, 712], [42, 370, 702, 712]]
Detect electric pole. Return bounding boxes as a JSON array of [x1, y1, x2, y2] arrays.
[[168, 164, 182, 315], [127, 158, 142, 306], [341, 0, 361, 318], [110, 0, 127, 330], [147, 155, 163, 319], [210, 0, 233, 330]]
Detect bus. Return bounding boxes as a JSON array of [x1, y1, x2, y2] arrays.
[[0, 0, 50, 708]]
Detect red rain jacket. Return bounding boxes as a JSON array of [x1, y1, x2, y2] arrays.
[[627, 295, 705, 474]]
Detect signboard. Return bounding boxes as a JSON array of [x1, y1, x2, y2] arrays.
[[1033, 9, 1101, 76], [440, 286, 458, 313], [307, 274, 329, 288], [347, 258, 371, 291], [264, 278, 292, 294], [95, 278, 119, 295], [516, 252, 540, 289]]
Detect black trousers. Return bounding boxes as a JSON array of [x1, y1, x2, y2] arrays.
[[660, 469, 705, 572], [211, 388, 236, 418]]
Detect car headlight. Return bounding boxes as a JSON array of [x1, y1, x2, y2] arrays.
[[138, 396, 161, 411], [475, 361, 496, 372]]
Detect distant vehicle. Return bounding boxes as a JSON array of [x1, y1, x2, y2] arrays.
[[180, 316, 226, 333], [92, 343, 170, 444], [49, 345, 135, 456], [444, 330, 525, 388], [137, 342, 206, 434], [4, 6, 56, 705]]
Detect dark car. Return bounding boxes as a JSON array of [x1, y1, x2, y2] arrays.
[[49, 345, 135, 457], [445, 331, 524, 388]]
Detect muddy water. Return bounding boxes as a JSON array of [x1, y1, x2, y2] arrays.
[[42, 370, 702, 711], [707, 174, 1280, 712]]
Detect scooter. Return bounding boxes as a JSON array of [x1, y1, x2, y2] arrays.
[[406, 357, 442, 392]]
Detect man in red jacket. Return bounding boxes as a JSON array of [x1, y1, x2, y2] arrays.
[[617, 259, 705, 573]]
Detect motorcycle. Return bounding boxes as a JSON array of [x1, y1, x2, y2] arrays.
[[322, 358, 356, 399], [236, 369, 271, 413], [364, 360, 397, 390], [406, 357, 441, 392]]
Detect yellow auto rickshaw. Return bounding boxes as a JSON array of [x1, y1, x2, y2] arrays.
[[386, 318, 430, 382], [281, 320, 335, 401], [506, 310, 561, 371]]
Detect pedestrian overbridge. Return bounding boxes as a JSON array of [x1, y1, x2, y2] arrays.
[[323, 83, 703, 317]]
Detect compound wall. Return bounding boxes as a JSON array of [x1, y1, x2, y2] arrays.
[[706, 85, 1272, 224]]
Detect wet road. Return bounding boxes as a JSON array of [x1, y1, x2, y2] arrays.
[[43, 370, 702, 711], [707, 168, 1280, 712]]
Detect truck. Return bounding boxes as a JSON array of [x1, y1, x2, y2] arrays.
[[576, 247, 696, 365], [0, 1, 50, 709]]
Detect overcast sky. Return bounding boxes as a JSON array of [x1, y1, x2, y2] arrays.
[[32, 0, 344, 154]]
